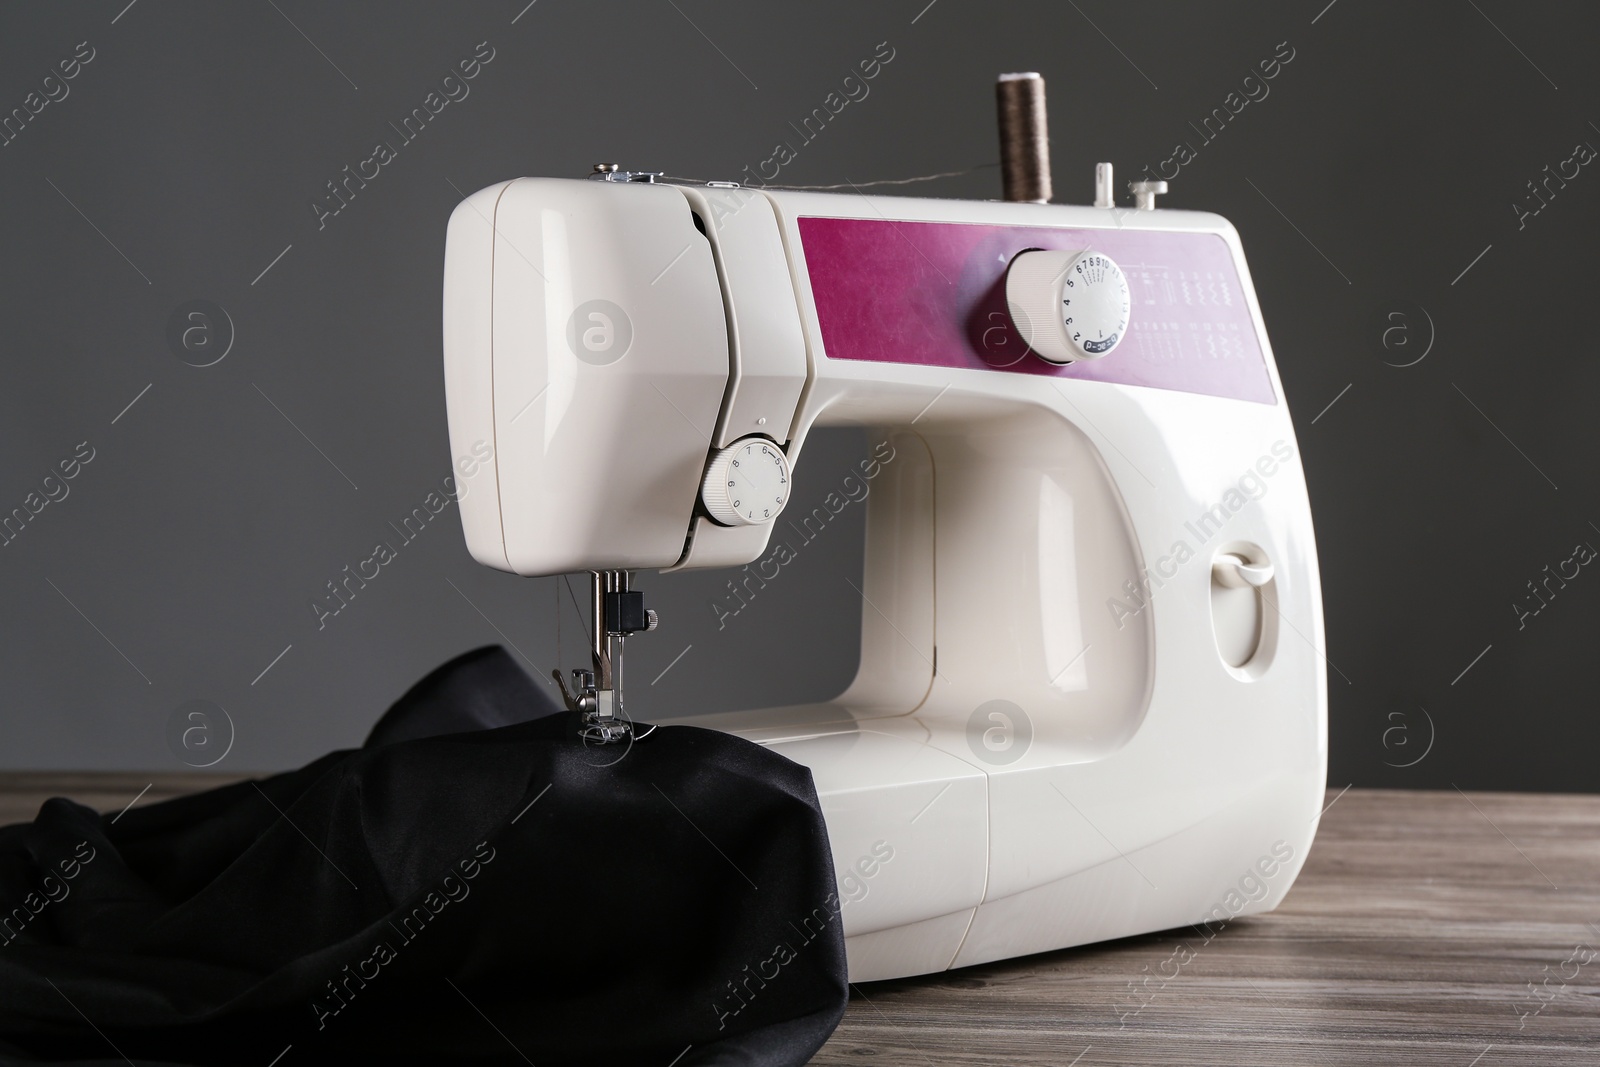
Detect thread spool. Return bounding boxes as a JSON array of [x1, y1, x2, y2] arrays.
[[996, 72, 1052, 203]]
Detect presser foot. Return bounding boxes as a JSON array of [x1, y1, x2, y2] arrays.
[[577, 714, 657, 745], [555, 668, 657, 745]]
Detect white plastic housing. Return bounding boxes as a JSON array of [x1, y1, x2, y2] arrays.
[[442, 177, 1328, 986], [442, 177, 729, 574]]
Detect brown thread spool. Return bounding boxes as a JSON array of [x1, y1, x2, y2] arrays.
[[996, 72, 1052, 203]]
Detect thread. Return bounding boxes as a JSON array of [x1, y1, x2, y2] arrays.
[[654, 164, 999, 192], [996, 72, 1052, 203]]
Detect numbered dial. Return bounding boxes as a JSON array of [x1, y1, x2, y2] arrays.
[[1004, 249, 1131, 363], [701, 437, 791, 526]]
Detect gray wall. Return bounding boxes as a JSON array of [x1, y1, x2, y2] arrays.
[[2, 1, 1596, 792]]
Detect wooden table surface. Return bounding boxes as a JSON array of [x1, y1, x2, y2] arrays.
[[3, 779, 1596, 1065]]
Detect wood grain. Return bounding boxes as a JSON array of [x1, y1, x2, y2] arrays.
[[814, 789, 1600, 1065], [0, 772, 245, 828], [2, 780, 1594, 1063]]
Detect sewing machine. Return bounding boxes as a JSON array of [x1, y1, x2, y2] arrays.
[[441, 149, 1326, 982]]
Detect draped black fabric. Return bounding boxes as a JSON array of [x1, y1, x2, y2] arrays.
[[0, 647, 847, 1066]]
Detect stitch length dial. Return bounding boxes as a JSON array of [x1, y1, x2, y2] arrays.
[[701, 437, 790, 526]]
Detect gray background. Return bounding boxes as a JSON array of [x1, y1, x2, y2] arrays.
[[1, 1, 1595, 792]]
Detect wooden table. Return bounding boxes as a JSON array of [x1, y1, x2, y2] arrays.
[[4, 780, 1596, 1064], [815, 788, 1600, 1066]]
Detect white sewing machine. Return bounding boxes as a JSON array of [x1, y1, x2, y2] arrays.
[[441, 149, 1326, 982]]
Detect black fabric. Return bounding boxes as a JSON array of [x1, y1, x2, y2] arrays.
[[0, 647, 847, 1066], [362, 645, 567, 748]]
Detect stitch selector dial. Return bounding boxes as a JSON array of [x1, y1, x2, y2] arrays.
[[1005, 249, 1130, 363], [701, 437, 790, 526]]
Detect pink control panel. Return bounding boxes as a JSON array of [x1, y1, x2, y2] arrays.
[[798, 217, 1277, 405]]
